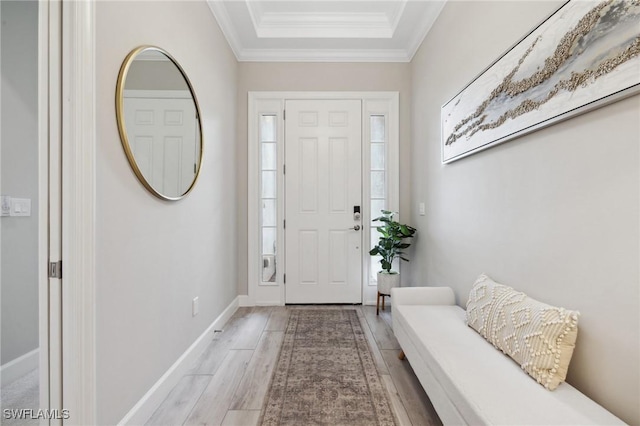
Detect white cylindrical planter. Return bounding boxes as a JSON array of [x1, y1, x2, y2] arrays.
[[377, 272, 400, 295]]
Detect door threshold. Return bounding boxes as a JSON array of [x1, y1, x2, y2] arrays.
[[285, 303, 363, 306]]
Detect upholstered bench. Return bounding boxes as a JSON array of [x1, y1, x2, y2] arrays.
[[391, 284, 624, 425]]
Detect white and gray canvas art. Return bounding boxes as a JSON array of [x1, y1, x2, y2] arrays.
[[441, 0, 640, 163]]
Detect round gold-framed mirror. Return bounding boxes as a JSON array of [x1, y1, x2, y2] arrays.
[[115, 46, 203, 201]]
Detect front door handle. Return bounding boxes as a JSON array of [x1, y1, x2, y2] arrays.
[[351, 225, 361, 231]]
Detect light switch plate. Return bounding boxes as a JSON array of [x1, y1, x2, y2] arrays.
[[192, 296, 199, 317], [10, 198, 31, 217], [419, 202, 426, 216], [0, 196, 10, 216]]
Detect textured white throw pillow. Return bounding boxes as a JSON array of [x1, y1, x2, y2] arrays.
[[466, 274, 580, 390]]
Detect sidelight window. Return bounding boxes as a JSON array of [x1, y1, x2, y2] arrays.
[[369, 115, 387, 284], [260, 114, 277, 283]]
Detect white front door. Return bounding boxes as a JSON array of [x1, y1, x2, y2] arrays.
[[285, 100, 363, 304]]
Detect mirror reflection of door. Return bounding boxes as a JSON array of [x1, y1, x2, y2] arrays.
[[123, 92, 198, 198]]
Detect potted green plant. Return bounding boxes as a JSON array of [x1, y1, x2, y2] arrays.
[[369, 210, 416, 295]]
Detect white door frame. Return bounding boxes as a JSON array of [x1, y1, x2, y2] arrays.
[[39, 1, 59, 421], [35, 1, 96, 423], [60, 0, 97, 423], [248, 91, 399, 306], [0, 1, 59, 420]]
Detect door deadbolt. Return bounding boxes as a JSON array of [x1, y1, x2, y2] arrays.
[[352, 225, 361, 231]]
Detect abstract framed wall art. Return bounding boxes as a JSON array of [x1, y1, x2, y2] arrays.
[[441, 0, 640, 164]]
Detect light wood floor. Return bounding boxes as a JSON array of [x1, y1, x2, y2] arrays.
[[146, 305, 441, 426]]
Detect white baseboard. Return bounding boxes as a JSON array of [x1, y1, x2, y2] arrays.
[[255, 301, 283, 306], [0, 348, 39, 387], [238, 295, 252, 307], [118, 296, 240, 425]]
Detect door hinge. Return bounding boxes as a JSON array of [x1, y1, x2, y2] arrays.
[[283, 219, 286, 229], [48, 261, 62, 279], [283, 164, 286, 175], [283, 110, 286, 120], [284, 273, 286, 284]]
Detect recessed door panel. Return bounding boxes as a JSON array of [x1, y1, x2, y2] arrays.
[[329, 137, 348, 213], [299, 230, 319, 285], [329, 230, 348, 285], [299, 138, 319, 213]]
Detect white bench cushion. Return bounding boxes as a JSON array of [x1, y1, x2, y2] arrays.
[[394, 304, 623, 425]]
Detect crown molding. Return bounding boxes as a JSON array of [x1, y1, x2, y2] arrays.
[[237, 48, 411, 63], [388, 0, 408, 37], [254, 12, 394, 39], [246, 0, 263, 37], [245, 1, 410, 39], [207, 0, 446, 63], [207, 0, 242, 61], [406, 1, 446, 61]]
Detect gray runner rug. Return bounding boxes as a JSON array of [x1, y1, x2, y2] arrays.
[[260, 309, 396, 426]]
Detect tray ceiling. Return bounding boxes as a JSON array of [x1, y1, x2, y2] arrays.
[[207, 1, 446, 62]]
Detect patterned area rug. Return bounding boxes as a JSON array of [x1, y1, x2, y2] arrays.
[[260, 309, 396, 426]]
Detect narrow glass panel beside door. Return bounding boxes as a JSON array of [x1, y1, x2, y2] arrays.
[[369, 115, 387, 286], [260, 115, 278, 284]]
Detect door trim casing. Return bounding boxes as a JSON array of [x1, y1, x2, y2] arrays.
[[61, 0, 97, 423], [247, 91, 399, 306]]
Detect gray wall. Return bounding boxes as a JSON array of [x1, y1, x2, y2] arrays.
[[96, 2, 238, 423], [408, 2, 639, 424], [236, 62, 412, 295], [0, 0, 39, 365], [125, 60, 189, 91]]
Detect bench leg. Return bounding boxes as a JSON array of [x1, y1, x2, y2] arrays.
[[398, 350, 405, 360], [376, 292, 381, 315]]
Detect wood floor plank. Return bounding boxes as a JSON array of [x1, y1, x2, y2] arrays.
[[145, 375, 211, 426], [218, 317, 254, 344], [381, 374, 413, 426], [355, 307, 390, 376], [184, 350, 254, 426], [378, 305, 394, 328], [231, 307, 272, 350], [221, 410, 261, 426], [189, 312, 260, 375], [381, 349, 442, 426], [188, 333, 233, 375], [363, 306, 400, 350], [230, 331, 285, 410], [232, 307, 255, 319], [264, 307, 290, 331]]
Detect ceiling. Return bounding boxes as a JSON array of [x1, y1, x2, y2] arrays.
[[207, 1, 446, 62]]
